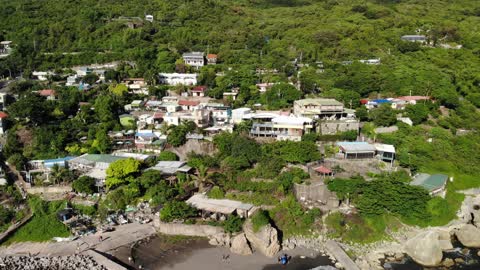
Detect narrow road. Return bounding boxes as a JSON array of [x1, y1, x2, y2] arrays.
[[0, 223, 156, 257]]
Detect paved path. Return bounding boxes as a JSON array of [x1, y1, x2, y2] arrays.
[[0, 223, 156, 257], [325, 240, 360, 270]]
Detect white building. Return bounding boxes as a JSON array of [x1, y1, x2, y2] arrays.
[[183, 52, 205, 69], [231, 108, 251, 124], [159, 73, 198, 86]]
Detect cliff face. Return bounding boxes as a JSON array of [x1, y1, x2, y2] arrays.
[[168, 139, 216, 160]]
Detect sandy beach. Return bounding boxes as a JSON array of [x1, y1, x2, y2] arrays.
[[111, 235, 334, 270]]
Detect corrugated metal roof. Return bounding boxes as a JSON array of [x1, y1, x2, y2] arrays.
[[337, 142, 376, 153]]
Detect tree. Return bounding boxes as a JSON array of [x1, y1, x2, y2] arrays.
[[72, 176, 96, 194], [261, 83, 302, 109], [369, 104, 397, 127], [191, 165, 215, 192], [94, 95, 117, 123], [109, 84, 128, 97], [7, 153, 26, 170], [7, 93, 49, 125], [139, 170, 163, 190], [160, 201, 197, 222], [405, 103, 430, 125], [355, 106, 369, 122], [157, 151, 178, 161], [105, 158, 142, 189]]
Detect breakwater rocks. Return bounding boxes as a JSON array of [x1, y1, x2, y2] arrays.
[[0, 255, 108, 270]]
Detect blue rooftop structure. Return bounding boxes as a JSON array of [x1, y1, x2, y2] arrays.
[[44, 156, 76, 168], [372, 99, 391, 104]]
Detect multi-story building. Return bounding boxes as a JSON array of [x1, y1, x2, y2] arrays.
[[250, 115, 314, 141], [159, 73, 198, 85], [183, 52, 205, 69], [294, 98, 345, 119]]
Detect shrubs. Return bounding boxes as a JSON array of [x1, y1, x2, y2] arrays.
[[160, 201, 197, 222], [251, 210, 270, 232], [207, 186, 225, 199], [72, 176, 96, 194], [157, 151, 179, 161], [222, 215, 244, 233]]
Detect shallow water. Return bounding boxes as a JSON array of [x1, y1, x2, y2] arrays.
[[262, 255, 336, 270]]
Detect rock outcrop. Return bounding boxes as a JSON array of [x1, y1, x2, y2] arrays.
[[230, 233, 252, 255], [208, 233, 231, 247], [404, 231, 443, 267], [243, 220, 281, 257], [455, 224, 480, 248]]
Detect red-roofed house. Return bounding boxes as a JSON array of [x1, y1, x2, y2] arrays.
[[191, 86, 207, 97], [207, 54, 217, 65], [0, 111, 8, 134], [313, 165, 333, 178], [38, 89, 57, 100], [178, 100, 201, 111]]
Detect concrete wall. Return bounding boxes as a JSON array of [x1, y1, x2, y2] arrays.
[[26, 185, 72, 194], [153, 219, 224, 237], [294, 181, 339, 208]]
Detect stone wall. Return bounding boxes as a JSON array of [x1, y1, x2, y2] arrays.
[[26, 185, 72, 194], [153, 219, 224, 237], [319, 121, 360, 135]]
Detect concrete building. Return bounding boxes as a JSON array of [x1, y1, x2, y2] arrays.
[[0, 111, 7, 134], [231, 108, 251, 124], [183, 52, 205, 69], [401, 35, 427, 43], [191, 86, 207, 97], [159, 73, 198, 86], [294, 98, 345, 119], [374, 143, 396, 162], [336, 142, 377, 159], [206, 54, 217, 65], [250, 115, 314, 141]]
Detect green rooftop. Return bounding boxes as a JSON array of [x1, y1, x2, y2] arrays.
[[411, 173, 448, 192], [83, 154, 126, 164]]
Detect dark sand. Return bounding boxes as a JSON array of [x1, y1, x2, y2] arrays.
[[111, 235, 334, 270]]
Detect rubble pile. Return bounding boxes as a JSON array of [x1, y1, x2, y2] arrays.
[[0, 255, 108, 270]]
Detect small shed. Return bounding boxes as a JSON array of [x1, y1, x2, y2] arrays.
[[411, 173, 449, 196], [313, 165, 333, 178], [374, 143, 395, 162]]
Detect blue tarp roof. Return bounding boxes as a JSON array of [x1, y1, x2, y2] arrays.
[[372, 99, 391, 103]]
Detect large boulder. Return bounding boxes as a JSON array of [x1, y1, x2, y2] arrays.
[[455, 224, 480, 248], [404, 231, 443, 267], [437, 229, 454, 251], [230, 233, 252, 255], [243, 220, 281, 257], [209, 233, 231, 247]]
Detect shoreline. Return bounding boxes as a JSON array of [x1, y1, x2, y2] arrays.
[[110, 235, 336, 270]]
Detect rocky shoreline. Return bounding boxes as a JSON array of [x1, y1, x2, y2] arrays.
[[0, 255, 109, 270]]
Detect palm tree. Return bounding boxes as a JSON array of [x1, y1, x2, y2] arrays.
[[191, 165, 215, 192]]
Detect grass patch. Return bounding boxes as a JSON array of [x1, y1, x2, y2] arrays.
[[3, 197, 70, 245], [251, 210, 270, 232], [325, 212, 402, 244]]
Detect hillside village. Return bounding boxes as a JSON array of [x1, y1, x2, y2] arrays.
[[0, 0, 480, 269], [0, 48, 473, 269]]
